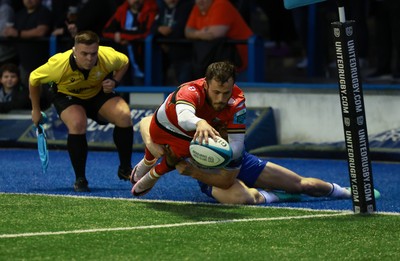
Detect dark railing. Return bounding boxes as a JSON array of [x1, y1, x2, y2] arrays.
[[2, 36, 399, 91], [1, 35, 266, 85]]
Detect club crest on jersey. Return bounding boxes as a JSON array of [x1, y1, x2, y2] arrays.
[[188, 86, 196, 91], [234, 108, 246, 124], [95, 71, 102, 79], [70, 78, 75, 82], [228, 97, 235, 105]]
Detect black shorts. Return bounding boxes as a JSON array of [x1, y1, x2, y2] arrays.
[[52, 90, 119, 125]]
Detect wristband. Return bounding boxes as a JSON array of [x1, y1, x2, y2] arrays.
[[111, 78, 120, 87]]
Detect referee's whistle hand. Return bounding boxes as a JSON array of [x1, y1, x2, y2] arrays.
[[102, 79, 115, 93]]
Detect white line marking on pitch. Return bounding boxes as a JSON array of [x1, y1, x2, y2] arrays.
[[0, 213, 350, 239], [0, 192, 350, 213]]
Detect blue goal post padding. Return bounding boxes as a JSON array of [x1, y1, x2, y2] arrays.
[[283, 0, 326, 9]]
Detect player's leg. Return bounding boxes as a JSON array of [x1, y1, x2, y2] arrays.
[[98, 95, 133, 181], [193, 152, 293, 205], [55, 94, 89, 192], [212, 180, 265, 205], [132, 113, 177, 184], [131, 115, 176, 185], [131, 116, 161, 184], [254, 161, 351, 198], [131, 148, 158, 183], [132, 143, 188, 196], [234, 152, 301, 203], [199, 178, 290, 205], [132, 116, 177, 196], [132, 122, 190, 196]]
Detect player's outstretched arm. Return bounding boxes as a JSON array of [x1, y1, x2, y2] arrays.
[[176, 160, 238, 189], [176, 103, 220, 144]]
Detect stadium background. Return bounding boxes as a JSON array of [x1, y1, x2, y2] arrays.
[[1, 2, 399, 260], [1, 0, 399, 211]]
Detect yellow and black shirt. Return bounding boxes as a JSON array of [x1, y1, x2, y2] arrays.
[[29, 46, 129, 100]]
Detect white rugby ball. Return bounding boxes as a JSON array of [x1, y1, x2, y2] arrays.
[[189, 136, 232, 168]]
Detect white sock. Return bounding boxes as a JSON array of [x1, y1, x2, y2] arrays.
[[134, 159, 157, 182], [328, 183, 351, 199], [144, 158, 157, 166], [149, 169, 160, 179], [258, 189, 280, 203]]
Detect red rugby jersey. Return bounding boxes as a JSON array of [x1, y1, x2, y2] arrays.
[[158, 78, 246, 138]]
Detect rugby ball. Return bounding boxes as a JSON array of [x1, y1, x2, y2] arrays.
[[189, 136, 232, 168]]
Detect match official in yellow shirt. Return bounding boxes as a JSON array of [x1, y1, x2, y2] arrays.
[[29, 31, 133, 192]]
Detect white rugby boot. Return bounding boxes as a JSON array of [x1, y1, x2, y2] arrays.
[[131, 169, 159, 196], [130, 158, 157, 185]]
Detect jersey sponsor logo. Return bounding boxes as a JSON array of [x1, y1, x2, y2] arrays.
[[70, 86, 92, 94], [70, 77, 76, 82], [234, 108, 246, 124]]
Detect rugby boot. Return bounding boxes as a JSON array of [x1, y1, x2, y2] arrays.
[[74, 177, 90, 192], [130, 158, 157, 185], [118, 165, 133, 181], [131, 169, 159, 196], [345, 187, 381, 199]]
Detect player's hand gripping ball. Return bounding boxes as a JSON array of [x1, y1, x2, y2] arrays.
[[189, 136, 232, 168]]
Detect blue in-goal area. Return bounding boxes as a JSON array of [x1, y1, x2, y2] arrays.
[[0, 149, 398, 213]]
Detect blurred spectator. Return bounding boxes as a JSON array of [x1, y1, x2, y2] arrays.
[[49, 1, 77, 35], [0, 0, 18, 67], [291, 0, 370, 77], [256, 0, 298, 55], [67, 0, 119, 38], [367, 0, 400, 81], [52, 5, 77, 36], [103, 0, 158, 85], [290, 1, 337, 76], [229, 0, 253, 27], [290, 6, 308, 69], [346, 0, 370, 70], [51, 1, 80, 52], [2, 0, 53, 89], [185, 0, 253, 78], [0, 63, 30, 113], [11, 1, 24, 12], [153, 0, 194, 84]]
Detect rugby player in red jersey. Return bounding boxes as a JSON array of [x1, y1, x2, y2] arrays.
[[137, 115, 359, 204], [131, 61, 249, 196]]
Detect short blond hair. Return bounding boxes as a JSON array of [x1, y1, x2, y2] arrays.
[[74, 31, 100, 45]]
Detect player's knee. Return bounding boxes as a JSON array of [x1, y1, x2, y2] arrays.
[[116, 105, 131, 118], [67, 119, 87, 133], [115, 109, 133, 126], [300, 179, 318, 194]]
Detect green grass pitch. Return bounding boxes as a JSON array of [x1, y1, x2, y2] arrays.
[[1, 193, 399, 260]]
